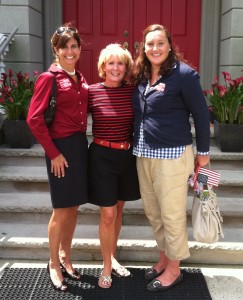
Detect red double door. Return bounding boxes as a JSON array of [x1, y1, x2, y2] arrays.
[[63, 0, 202, 84]]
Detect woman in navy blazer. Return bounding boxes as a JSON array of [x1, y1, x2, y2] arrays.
[[132, 24, 210, 292]]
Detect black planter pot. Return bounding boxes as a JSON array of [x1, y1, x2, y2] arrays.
[[3, 120, 36, 148], [214, 120, 243, 152], [209, 109, 216, 124], [0, 114, 6, 145]]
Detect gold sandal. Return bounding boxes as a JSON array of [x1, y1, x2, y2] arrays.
[[98, 274, 112, 288]]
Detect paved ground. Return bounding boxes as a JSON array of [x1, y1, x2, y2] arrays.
[[0, 260, 243, 299]]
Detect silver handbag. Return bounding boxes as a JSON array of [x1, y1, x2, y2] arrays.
[[192, 186, 224, 244]]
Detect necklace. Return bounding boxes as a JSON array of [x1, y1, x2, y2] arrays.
[[57, 64, 75, 76], [62, 68, 76, 76]]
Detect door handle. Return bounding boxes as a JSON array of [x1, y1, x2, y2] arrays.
[[123, 41, 129, 49], [134, 41, 140, 52], [124, 30, 129, 37]]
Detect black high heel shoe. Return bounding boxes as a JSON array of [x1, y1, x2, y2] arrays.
[[47, 263, 68, 291], [60, 261, 81, 281]]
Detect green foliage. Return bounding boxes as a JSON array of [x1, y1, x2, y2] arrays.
[[0, 69, 39, 120], [204, 71, 243, 124]]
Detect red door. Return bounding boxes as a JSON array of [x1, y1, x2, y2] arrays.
[[63, 0, 201, 84]]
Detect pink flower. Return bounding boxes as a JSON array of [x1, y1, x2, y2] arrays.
[[219, 88, 227, 97], [212, 83, 219, 90], [205, 89, 214, 96], [234, 77, 243, 87], [34, 71, 40, 77], [205, 70, 243, 124], [16, 71, 24, 83], [222, 71, 231, 80], [154, 82, 166, 92], [214, 76, 219, 84], [226, 79, 235, 88], [8, 69, 13, 78], [218, 85, 226, 92], [0, 69, 39, 120]]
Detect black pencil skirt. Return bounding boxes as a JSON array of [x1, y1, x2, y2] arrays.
[[45, 132, 88, 208]]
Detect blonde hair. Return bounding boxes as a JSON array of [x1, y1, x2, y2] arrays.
[[97, 43, 134, 79]]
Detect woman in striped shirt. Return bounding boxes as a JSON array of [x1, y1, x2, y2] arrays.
[[88, 44, 140, 288]]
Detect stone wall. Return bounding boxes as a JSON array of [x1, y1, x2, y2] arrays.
[[0, 0, 43, 75]]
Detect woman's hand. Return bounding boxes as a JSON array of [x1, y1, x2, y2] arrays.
[[51, 154, 69, 178], [196, 154, 210, 167]]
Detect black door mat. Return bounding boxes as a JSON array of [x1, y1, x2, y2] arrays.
[[0, 267, 212, 300]]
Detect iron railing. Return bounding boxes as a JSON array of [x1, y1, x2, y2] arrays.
[[0, 27, 18, 74]]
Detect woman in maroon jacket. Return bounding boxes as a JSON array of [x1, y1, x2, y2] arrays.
[[27, 25, 88, 292]]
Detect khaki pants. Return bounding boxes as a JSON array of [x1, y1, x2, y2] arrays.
[[136, 145, 194, 261]]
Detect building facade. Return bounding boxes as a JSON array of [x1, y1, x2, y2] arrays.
[[0, 0, 243, 88]]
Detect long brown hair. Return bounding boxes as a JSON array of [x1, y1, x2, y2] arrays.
[[132, 24, 186, 85]]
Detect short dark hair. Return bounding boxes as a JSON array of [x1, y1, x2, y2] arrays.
[[51, 24, 81, 62]]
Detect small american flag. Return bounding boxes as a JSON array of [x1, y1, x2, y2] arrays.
[[197, 167, 220, 187]]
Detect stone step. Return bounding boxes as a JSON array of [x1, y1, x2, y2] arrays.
[[209, 147, 243, 170], [2, 165, 242, 185], [0, 127, 242, 266], [1, 143, 243, 168], [0, 193, 242, 224], [0, 166, 47, 182], [0, 165, 242, 191], [0, 144, 45, 166], [0, 222, 242, 264]]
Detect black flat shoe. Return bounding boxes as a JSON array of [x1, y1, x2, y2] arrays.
[[60, 262, 81, 281], [144, 268, 164, 280], [47, 263, 68, 292], [147, 273, 183, 291]]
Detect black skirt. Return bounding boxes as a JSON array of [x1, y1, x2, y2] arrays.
[[45, 132, 88, 208]]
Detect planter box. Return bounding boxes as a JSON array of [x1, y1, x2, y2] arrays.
[[3, 120, 36, 148], [0, 114, 6, 145], [214, 120, 243, 152]]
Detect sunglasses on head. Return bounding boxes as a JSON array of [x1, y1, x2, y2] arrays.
[[56, 27, 78, 35]]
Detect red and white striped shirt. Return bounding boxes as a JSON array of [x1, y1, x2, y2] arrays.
[[88, 83, 135, 142]]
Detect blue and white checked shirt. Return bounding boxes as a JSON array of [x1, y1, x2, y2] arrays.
[[133, 81, 209, 159], [133, 123, 186, 159]]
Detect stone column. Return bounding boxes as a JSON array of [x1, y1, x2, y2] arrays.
[[219, 0, 243, 80], [199, 0, 221, 89]]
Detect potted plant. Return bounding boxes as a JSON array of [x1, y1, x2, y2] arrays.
[[0, 69, 39, 148], [204, 71, 243, 152]]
